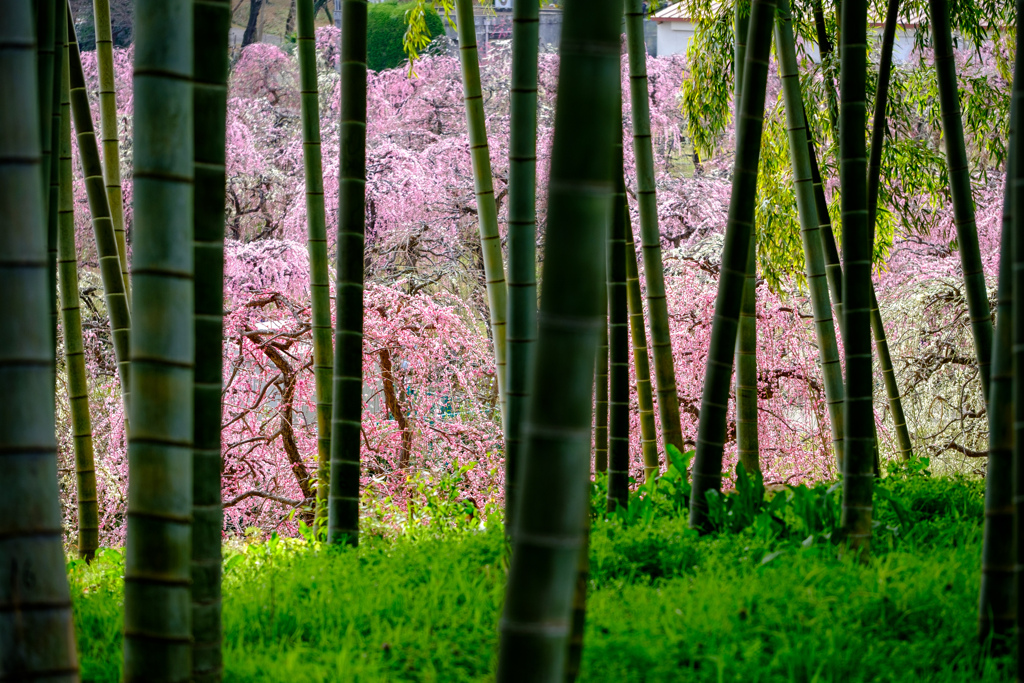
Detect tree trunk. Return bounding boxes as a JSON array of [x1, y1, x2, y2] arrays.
[[242, 0, 263, 46], [379, 347, 414, 470]]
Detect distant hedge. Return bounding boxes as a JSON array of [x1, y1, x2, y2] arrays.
[[368, 1, 445, 72]]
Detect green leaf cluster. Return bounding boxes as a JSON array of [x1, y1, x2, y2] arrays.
[[370, 0, 444, 72]]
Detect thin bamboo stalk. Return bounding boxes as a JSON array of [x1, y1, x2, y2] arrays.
[[328, 0, 368, 546], [123, 0, 194, 677], [775, 0, 845, 470], [0, 4, 80, 677], [504, 0, 539, 528], [192, 1, 230, 680], [36, 0, 56, 214], [496, 0, 620, 676], [625, 216, 659, 480], [608, 137, 630, 512], [48, 0, 65, 359], [595, 304, 608, 474], [930, 0, 994, 400], [689, 0, 775, 531], [93, 0, 130, 302], [838, 0, 874, 555], [624, 0, 684, 453], [297, 0, 334, 531], [68, 17, 131, 414], [454, 0, 509, 423]]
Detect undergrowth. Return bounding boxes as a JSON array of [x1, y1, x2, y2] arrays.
[[69, 461, 1012, 682]]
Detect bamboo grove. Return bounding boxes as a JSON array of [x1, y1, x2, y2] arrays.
[[0, 0, 1022, 679]]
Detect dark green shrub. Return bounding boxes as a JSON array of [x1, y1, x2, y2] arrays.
[[368, 1, 445, 72]]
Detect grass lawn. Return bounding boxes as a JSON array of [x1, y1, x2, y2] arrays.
[[70, 476, 1014, 681]]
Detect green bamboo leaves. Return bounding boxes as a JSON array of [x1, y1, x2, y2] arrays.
[[689, 0, 775, 531], [58, 24, 99, 562], [838, 0, 874, 554], [193, 1, 230, 680], [93, 0, 130, 302], [328, 0, 368, 546], [0, 3, 80, 678], [504, 0, 539, 526], [497, 0, 620, 677], [124, 0, 194, 678], [68, 19, 131, 415], [624, 0, 683, 455], [297, 0, 334, 530], [453, 0, 509, 423], [930, 0, 993, 401]]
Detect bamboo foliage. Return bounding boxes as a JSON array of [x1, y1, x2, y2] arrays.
[[0, 4, 80, 679], [497, 0, 620, 677], [838, 0, 874, 555], [453, 0, 509, 422], [68, 18, 132, 415], [930, 0, 993, 400], [193, 1, 231, 680], [689, 0, 775, 531], [297, 0, 334, 529], [624, 217, 659, 480], [58, 23, 99, 562], [504, 0, 539, 527], [624, 0, 684, 454], [328, 0, 368, 546], [124, 0, 194, 678], [774, 0, 845, 469]]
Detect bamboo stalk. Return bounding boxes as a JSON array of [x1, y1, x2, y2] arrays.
[[0, 3, 80, 677], [47, 0, 65, 361], [625, 216, 659, 480], [608, 133, 630, 512], [595, 303, 609, 474]]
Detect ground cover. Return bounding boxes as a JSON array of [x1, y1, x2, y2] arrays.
[[69, 474, 1011, 682]]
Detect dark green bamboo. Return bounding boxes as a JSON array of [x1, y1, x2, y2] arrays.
[[47, 0, 64, 361], [735, 0, 759, 477], [68, 19, 131, 414], [775, 0, 845, 469], [298, 0, 334, 531], [930, 0, 993, 401], [838, 0, 873, 555], [607, 146, 630, 513], [0, 4, 80, 677], [193, 1, 230, 680], [328, 0, 367, 546], [93, 0, 131, 304], [563, 515, 590, 683], [454, 0, 509, 422], [497, 0, 620, 677], [59, 25, 99, 562], [36, 0, 56, 212], [595, 296, 608, 473], [504, 0, 539, 528], [808, 137, 844, 330], [812, 0, 840, 134], [624, 0, 684, 454], [625, 217, 659, 480], [978, 128, 1014, 639], [688, 0, 775, 532], [124, 0, 194, 678]]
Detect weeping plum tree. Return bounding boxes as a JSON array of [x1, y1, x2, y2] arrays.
[[497, 0, 620, 677], [689, 0, 775, 531], [0, 2, 80, 678], [329, 0, 368, 546], [123, 0, 195, 678]]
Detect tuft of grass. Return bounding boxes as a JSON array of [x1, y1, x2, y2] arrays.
[[69, 475, 1013, 681]]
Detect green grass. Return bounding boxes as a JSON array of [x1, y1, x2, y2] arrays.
[[69, 475, 1014, 681]]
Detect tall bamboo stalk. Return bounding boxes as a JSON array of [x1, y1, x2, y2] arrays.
[[298, 0, 334, 530], [563, 516, 590, 683], [807, 138, 844, 330], [504, 0, 539, 528], [625, 217, 659, 480], [59, 23, 99, 562], [735, 0, 759, 477], [36, 0, 56, 213], [595, 303, 609, 473], [47, 0, 65, 360], [124, 0, 194, 678], [608, 135, 630, 512], [497, 0, 620, 676], [328, 0, 368, 546], [0, 4, 80, 678], [775, 0, 845, 469], [978, 126, 1014, 639], [930, 0, 993, 400], [454, 0, 509, 423], [68, 18, 131, 415], [193, 1, 230, 680], [93, 0, 130, 302], [838, 0, 874, 555], [689, 0, 775, 531], [624, 0, 684, 453]]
